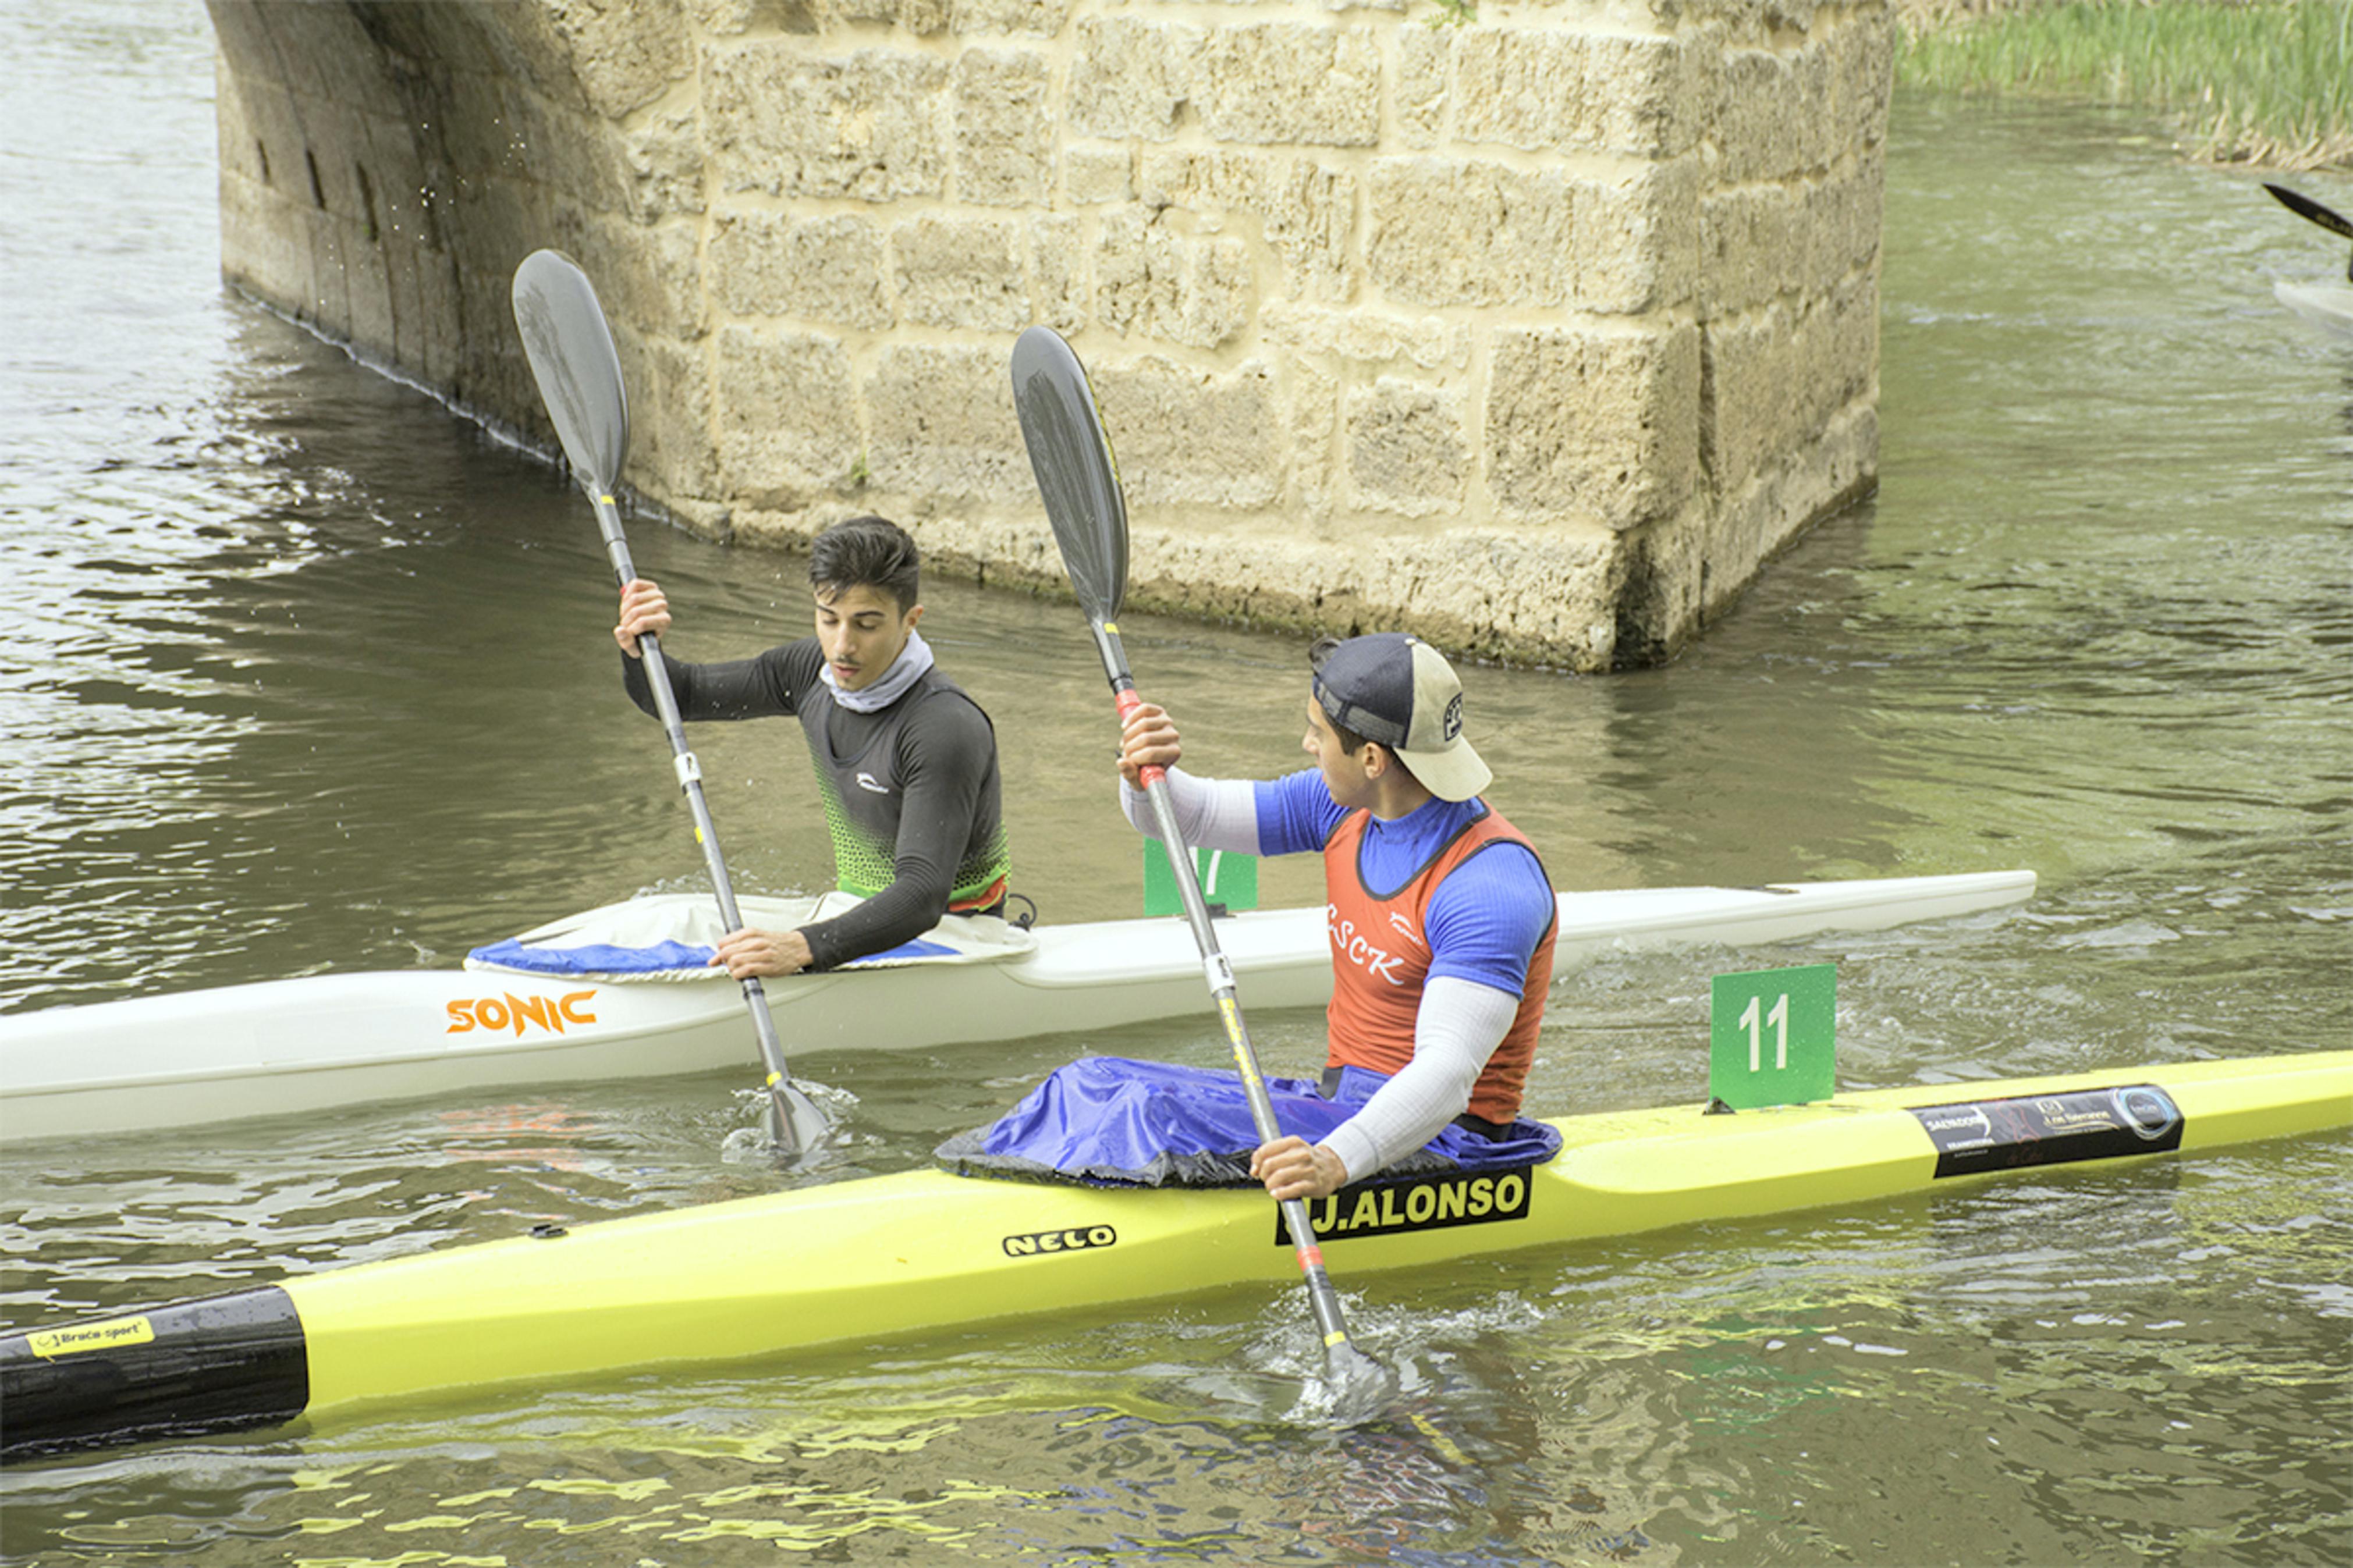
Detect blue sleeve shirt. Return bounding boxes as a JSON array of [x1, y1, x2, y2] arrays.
[[1253, 770, 1553, 997]]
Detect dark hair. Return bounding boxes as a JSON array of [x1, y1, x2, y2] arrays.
[[810, 515, 920, 614], [1307, 635, 1378, 759]]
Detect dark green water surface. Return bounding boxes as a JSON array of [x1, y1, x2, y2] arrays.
[[1, 6, 2347, 1565]]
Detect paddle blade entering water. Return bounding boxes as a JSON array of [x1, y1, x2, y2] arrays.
[[511, 250, 631, 495], [1010, 326, 1127, 623], [1323, 1341, 1401, 1427]]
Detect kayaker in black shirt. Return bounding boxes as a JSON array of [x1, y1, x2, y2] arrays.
[[614, 515, 1010, 977]]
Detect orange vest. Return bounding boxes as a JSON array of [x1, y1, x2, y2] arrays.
[[1322, 804, 1555, 1125]]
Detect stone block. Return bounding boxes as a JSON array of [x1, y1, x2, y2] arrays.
[[1093, 357, 1283, 509], [1573, 157, 1699, 315], [1030, 214, 1089, 333], [1368, 157, 1574, 309], [686, 1, 821, 37], [1136, 150, 1357, 301], [528, 0, 691, 120], [1347, 379, 1470, 518], [1396, 22, 1449, 149], [1064, 145, 1132, 205], [621, 103, 708, 222], [1193, 23, 1381, 147], [1719, 37, 1841, 181], [1584, 32, 1709, 159], [1450, 27, 1584, 152], [952, 49, 1055, 207], [640, 333, 723, 502], [714, 324, 862, 500], [709, 209, 891, 329], [1287, 359, 1340, 518], [1837, 8, 1895, 152], [705, 44, 950, 201], [951, 0, 1075, 37], [892, 215, 1031, 330], [898, 0, 954, 35], [1486, 323, 1700, 531], [1701, 272, 1875, 496], [1094, 209, 1253, 349], [1069, 17, 1199, 143], [1259, 305, 1469, 372], [864, 343, 1032, 502]]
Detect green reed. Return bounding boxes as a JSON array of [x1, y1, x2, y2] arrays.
[[1898, 1, 2352, 169]]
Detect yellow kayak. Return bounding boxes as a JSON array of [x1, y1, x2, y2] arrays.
[[4, 1048, 2346, 1462]]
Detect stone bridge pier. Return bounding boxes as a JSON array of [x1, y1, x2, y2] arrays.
[[206, 0, 1890, 671]]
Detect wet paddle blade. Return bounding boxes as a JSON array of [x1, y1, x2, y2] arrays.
[[1325, 1341, 1402, 1427], [1010, 326, 1127, 624], [768, 1082, 829, 1163], [512, 249, 631, 496]]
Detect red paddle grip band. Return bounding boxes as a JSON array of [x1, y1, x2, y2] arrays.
[[1296, 1246, 1325, 1271]]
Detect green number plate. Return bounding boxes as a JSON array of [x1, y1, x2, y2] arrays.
[[1708, 963, 1836, 1110], [1143, 841, 1258, 916]]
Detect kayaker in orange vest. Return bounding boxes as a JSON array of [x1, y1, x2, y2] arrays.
[[1116, 632, 1558, 1203]]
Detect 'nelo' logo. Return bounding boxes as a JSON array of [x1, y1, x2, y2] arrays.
[[1002, 1225, 1117, 1258], [446, 991, 599, 1036], [1280, 1168, 1533, 1245]]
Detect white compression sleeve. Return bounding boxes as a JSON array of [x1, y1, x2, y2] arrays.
[[1117, 767, 1260, 855], [1320, 976, 1519, 1185]]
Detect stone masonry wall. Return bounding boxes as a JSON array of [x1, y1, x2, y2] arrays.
[[207, 0, 1891, 670]]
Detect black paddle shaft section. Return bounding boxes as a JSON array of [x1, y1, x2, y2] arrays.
[[1, 1286, 308, 1463]]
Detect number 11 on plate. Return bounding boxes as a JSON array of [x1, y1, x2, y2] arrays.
[[1708, 963, 1836, 1110]]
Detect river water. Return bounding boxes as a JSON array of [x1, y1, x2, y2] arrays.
[[2, 6, 2348, 1565]]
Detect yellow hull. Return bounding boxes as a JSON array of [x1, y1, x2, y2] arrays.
[[6, 1050, 2347, 1460]]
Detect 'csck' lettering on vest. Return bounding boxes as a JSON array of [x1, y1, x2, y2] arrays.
[[1327, 906, 1410, 986]]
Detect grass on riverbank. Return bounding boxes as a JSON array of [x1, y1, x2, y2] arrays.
[[1897, 1, 2353, 170]]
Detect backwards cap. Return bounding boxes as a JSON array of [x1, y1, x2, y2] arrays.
[[1310, 632, 1491, 802]]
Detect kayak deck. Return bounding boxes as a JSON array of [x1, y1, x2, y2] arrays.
[[0, 871, 2036, 1142], [3, 1047, 2343, 1461]]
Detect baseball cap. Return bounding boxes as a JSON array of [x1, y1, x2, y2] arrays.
[[1309, 633, 1492, 802]]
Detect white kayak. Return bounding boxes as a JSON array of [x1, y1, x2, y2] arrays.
[[2275, 280, 2353, 340], [0, 871, 2035, 1143]]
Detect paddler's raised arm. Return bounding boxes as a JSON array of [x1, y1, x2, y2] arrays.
[[1115, 701, 1261, 853]]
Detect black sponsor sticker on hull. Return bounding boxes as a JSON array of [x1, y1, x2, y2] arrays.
[[1279, 1167, 1534, 1246], [1914, 1084, 2184, 1179]]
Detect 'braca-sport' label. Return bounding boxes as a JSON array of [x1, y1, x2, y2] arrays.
[[28, 1315, 155, 1359], [1278, 1167, 1534, 1246], [1914, 1084, 2184, 1179]]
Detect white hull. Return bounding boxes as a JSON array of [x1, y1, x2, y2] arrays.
[[0, 872, 2035, 1142], [2276, 280, 2353, 340]]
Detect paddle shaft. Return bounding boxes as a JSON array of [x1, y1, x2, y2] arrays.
[[595, 496, 805, 1144], [1091, 619, 1360, 1360]]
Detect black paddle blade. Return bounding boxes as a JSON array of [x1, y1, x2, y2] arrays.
[[512, 250, 631, 496], [2265, 183, 2353, 242], [1010, 326, 1128, 623]]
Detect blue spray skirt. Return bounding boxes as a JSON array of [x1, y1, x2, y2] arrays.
[[935, 1055, 1563, 1188]]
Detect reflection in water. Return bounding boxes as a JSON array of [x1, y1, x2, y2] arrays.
[[2, 4, 2349, 1564]]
